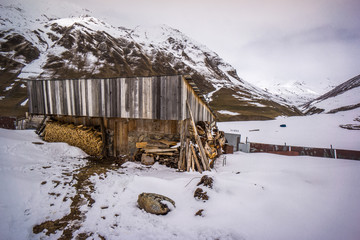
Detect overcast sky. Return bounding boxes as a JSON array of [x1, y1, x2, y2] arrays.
[[11, 0, 360, 91]]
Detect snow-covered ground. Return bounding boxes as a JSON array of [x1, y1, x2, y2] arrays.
[[218, 109, 360, 151], [1, 127, 360, 240]]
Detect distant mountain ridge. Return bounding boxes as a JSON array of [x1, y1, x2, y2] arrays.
[[262, 81, 320, 106], [0, 3, 302, 120], [302, 74, 360, 114]]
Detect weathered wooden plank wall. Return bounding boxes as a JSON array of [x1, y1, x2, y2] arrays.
[[183, 78, 214, 123], [28, 75, 214, 122]]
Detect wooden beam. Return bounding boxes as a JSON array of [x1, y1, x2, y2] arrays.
[[191, 145, 203, 174], [145, 148, 178, 153], [186, 141, 192, 172]]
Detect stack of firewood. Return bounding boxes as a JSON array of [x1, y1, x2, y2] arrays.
[[177, 120, 225, 173], [177, 101, 226, 173], [134, 140, 180, 168], [43, 121, 103, 156]]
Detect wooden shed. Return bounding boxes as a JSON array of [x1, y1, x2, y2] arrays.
[[27, 75, 216, 157]]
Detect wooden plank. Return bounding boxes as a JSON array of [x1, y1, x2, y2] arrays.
[[73, 80, 79, 116], [70, 80, 75, 116], [138, 77, 143, 119], [145, 148, 178, 153], [191, 154, 195, 171], [159, 140, 178, 146], [191, 145, 203, 173], [125, 78, 130, 115], [84, 79, 88, 116], [113, 120, 117, 156], [62, 80, 67, 115], [40, 81, 46, 115], [173, 76, 179, 120], [100, 79, 105, 117], [182, 138, 189, 170], [106, 79, 111, 117], [87, 79, 93, 116], [27, 81, 32, 113], [134, 77, 139, 118], [65, 80, 71, 116], [100, 117, 107, 157], [46, 81, 52, 114], [157, 76, 162, 119], [177, 76, 182, 120], [186, 142, 191, 172], [136, 142, 147, 148], [152, 152, 175, 156], [141, 78, 147, 118], [116, 78, 121, 118]]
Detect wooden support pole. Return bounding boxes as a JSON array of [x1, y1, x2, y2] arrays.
[[178, 120, 185, 170], [191, 145, 203, 174], [186, 100, 210, 171]]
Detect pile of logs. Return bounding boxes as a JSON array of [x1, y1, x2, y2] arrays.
[[134, 140, 180, 168], [43, 121, 103, 156], [177, 120, 225, 173], [177, 101, 226, 173], [134, 101, 226, 172]]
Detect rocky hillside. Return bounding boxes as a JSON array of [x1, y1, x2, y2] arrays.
[[0, 3, 302, 120], [302, 74, 360, 114]]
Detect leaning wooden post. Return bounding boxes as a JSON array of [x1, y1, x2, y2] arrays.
[[186, 100, 210, 171], [191, 145, 203, 173], [186, 143, 191, 172]]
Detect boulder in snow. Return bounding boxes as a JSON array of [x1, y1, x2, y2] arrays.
[[137, 193, 175, 215]]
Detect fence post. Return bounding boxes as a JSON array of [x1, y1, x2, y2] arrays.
[[330, 145, 337, 159]]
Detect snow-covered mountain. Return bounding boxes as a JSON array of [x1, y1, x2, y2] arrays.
[[302, 74, 360, 114], [0, 2, 301, 120], [262, 81, 321, 106]]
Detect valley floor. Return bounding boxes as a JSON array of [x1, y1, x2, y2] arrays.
[[1, 128, 360, 240], [218, 109, 360, 151]]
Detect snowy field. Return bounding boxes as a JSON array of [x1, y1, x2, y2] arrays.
[[1, 127, 360, 240], [218, 109, 360, 151]]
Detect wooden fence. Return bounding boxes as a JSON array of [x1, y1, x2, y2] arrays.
[[249, 142, 360, 160]]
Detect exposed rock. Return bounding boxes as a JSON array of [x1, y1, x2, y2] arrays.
[[195, 209, 204, 217], [137, 193, 175, 215], [197, 175, 213, 189], [194, 188, 209, 201], [141, 154, 155, 165]]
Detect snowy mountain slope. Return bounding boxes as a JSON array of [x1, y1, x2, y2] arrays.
[[0, 2, 302, 120], [302, 74, 360, 114], [262, 81, 320, 106]]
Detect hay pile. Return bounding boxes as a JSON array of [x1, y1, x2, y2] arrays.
[[43, 121, 103, 156]]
